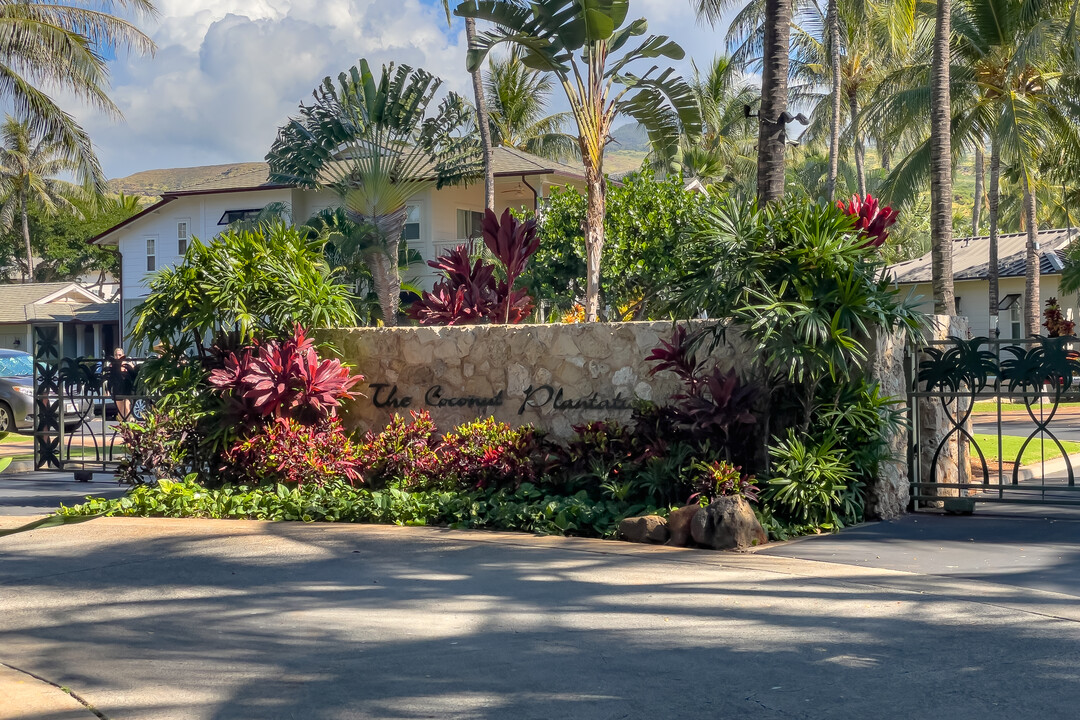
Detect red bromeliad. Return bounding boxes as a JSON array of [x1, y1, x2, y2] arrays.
[[837, 194, 898, 248]]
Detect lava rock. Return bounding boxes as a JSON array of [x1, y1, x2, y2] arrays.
[[690, 496, 768, 550]]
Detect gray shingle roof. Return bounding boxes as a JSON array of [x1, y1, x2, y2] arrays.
[[887, 228, 1078, 284], [0, 283, 115, 324]]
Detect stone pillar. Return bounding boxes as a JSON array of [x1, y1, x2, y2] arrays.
[[918, 315, 972, 502]]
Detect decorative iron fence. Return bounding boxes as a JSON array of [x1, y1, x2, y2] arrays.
[[910, 334, 1080, 507], [32, 324, 153, 474]]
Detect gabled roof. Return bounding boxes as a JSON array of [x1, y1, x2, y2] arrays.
[[887, 228, 1078, 284], [0, 282, 115, 324], [91, 146, 589, 246]]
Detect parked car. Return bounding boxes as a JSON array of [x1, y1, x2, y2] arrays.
[[0, 349, 84, 433], [0, 349, 36, 432]]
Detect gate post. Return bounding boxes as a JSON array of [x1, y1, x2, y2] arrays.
[[917, 315, 973, 505], [866, 325, 910, 518]]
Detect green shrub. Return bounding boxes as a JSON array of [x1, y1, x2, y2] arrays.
[[764, 431, 861, 530], [58, 477, 662, 539]]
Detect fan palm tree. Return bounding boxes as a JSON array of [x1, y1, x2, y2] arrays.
[[457, 0, 700, 321], [485, 50, 577, 161], [266, 60, 482, 326], [0, 1, 156, 193], [0, 116, 84, 281]]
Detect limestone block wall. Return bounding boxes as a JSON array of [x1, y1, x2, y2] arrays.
[[320, 322, 753, 439], [917, 315, 972, 499]]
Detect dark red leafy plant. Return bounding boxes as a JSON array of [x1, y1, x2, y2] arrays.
[[223, 416, 362, 487], [408, 208, 540, 325], [838, 194, 898, 248], [208, 324, 362, 425]]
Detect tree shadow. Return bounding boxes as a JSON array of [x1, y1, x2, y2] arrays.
[[2, 520, 1080, 719]]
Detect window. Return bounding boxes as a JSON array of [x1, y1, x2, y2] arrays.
[[217, 209, 262, 225], [457, 209, 484, 241], [145, 238, 156, 271], [1010, 304, 1022, 339], [401, 204, 421, 242], [954, 296, 962, 315], [177, 220, 189, 256]]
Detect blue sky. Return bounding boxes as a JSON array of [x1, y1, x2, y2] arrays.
[[70, 0, 738, 179]]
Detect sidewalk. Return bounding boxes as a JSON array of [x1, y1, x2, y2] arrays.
[[0, 663, 97, 720]]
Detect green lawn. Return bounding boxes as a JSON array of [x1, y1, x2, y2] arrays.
[[970, 401, 1080, 414], [970, 433, 1080, 464]]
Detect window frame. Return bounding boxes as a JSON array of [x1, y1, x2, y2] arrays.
[[177, 219, 190, 256], [217, 209, 262, 226], [456, 208, 485, 242], [145, 236, 157, 272]]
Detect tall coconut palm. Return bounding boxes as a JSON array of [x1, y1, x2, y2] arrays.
[[928, 0, 953, 317], [457, 0, 700, 321], [0, 1, 156, 192], [826, 0, 843, 200], [266, 60, 482, 326], [708, 0, 794, 203], [485, 50, 577, 161], [872, 0, 1080, 331], [439, 2, 495, 210], [0, 116, 83, 281]]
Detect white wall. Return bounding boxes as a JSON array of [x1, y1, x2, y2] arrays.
[[904, 275, 1078, 338]]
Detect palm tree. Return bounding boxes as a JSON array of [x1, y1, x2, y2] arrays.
[[0, 1, 156, 192], [484, 50, 577, 162], [457, 0, 700, 321], [703, 0, 791, 202], [930, 0, 953, 317], [266, 60, 482, 326], [438, 2, 495, 210], [826, 0, 842, 200], [655, 56, 758, 189], [873, 0, 1080, 331], [0, 116, 83, 281]]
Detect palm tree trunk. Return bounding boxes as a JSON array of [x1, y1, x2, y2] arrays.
[[756, 0, 792, 203], [358, 208, 407, 326], [20, 192, 33, 283], [880, 142, 891, 172], [973, 142, 984, 235], [929, 0, 954, 315], [988, 136, 1001, 336], [466, 18, 496, 211], [1022, 179, 1041, 337], [849, 93, 866, 197], [583, 159, 605, 322], [825, 0, 842, 201]]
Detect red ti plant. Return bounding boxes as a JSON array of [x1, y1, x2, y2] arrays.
[[408, 208, 540, 325], [208, 324, 362, 425], [838, 194, 898, 248], [1044, 297, 1076, 337]]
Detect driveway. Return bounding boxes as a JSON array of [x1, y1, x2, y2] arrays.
[[2, 516, 1080, 719]]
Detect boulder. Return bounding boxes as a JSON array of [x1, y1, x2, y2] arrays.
[[690, 496, 768, 550], [665, 504, 701, 547], [618, 515, 669, 544]]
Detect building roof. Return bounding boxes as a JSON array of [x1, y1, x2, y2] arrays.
[[887, 228, 1079, 284], [0, 282, 116, 324]]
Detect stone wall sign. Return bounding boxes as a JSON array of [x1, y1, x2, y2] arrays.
[[319, 322, 751, 440]]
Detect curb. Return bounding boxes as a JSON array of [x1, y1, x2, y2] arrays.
[[1, 460, 34, 475], [0, 663, 101, 719], [1016, 451, 1080, 481]]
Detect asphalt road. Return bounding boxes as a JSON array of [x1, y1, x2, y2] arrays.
[[2, 518, 1080, 719], [0, 471, 124, 516]]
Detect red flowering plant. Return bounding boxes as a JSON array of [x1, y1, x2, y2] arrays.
[[689, 459, 759, 506], [408, 208, 540, 325], [437, 417, 539, 490], [837, 194, 898, 248], [223, 416, 362, 487], [208, 324, 362, 426]]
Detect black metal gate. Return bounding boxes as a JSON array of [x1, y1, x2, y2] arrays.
[[910, 334, 1080, 507], [32, 324, 149, 473]]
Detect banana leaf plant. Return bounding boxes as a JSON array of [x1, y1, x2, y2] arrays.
[[266, 60, 483, 325], [455, 0, 701, 321]]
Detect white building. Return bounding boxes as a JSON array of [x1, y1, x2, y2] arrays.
[[90, 147, 588, 342], [0, 282, 119, 355], [887, 228, 1079, 338]]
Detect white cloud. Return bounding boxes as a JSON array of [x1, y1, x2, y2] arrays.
[[78, 0, 741, 178]]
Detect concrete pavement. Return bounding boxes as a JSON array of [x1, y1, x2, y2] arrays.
[[0, 471, 124, 516], [2, 517, 1080, 719]]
